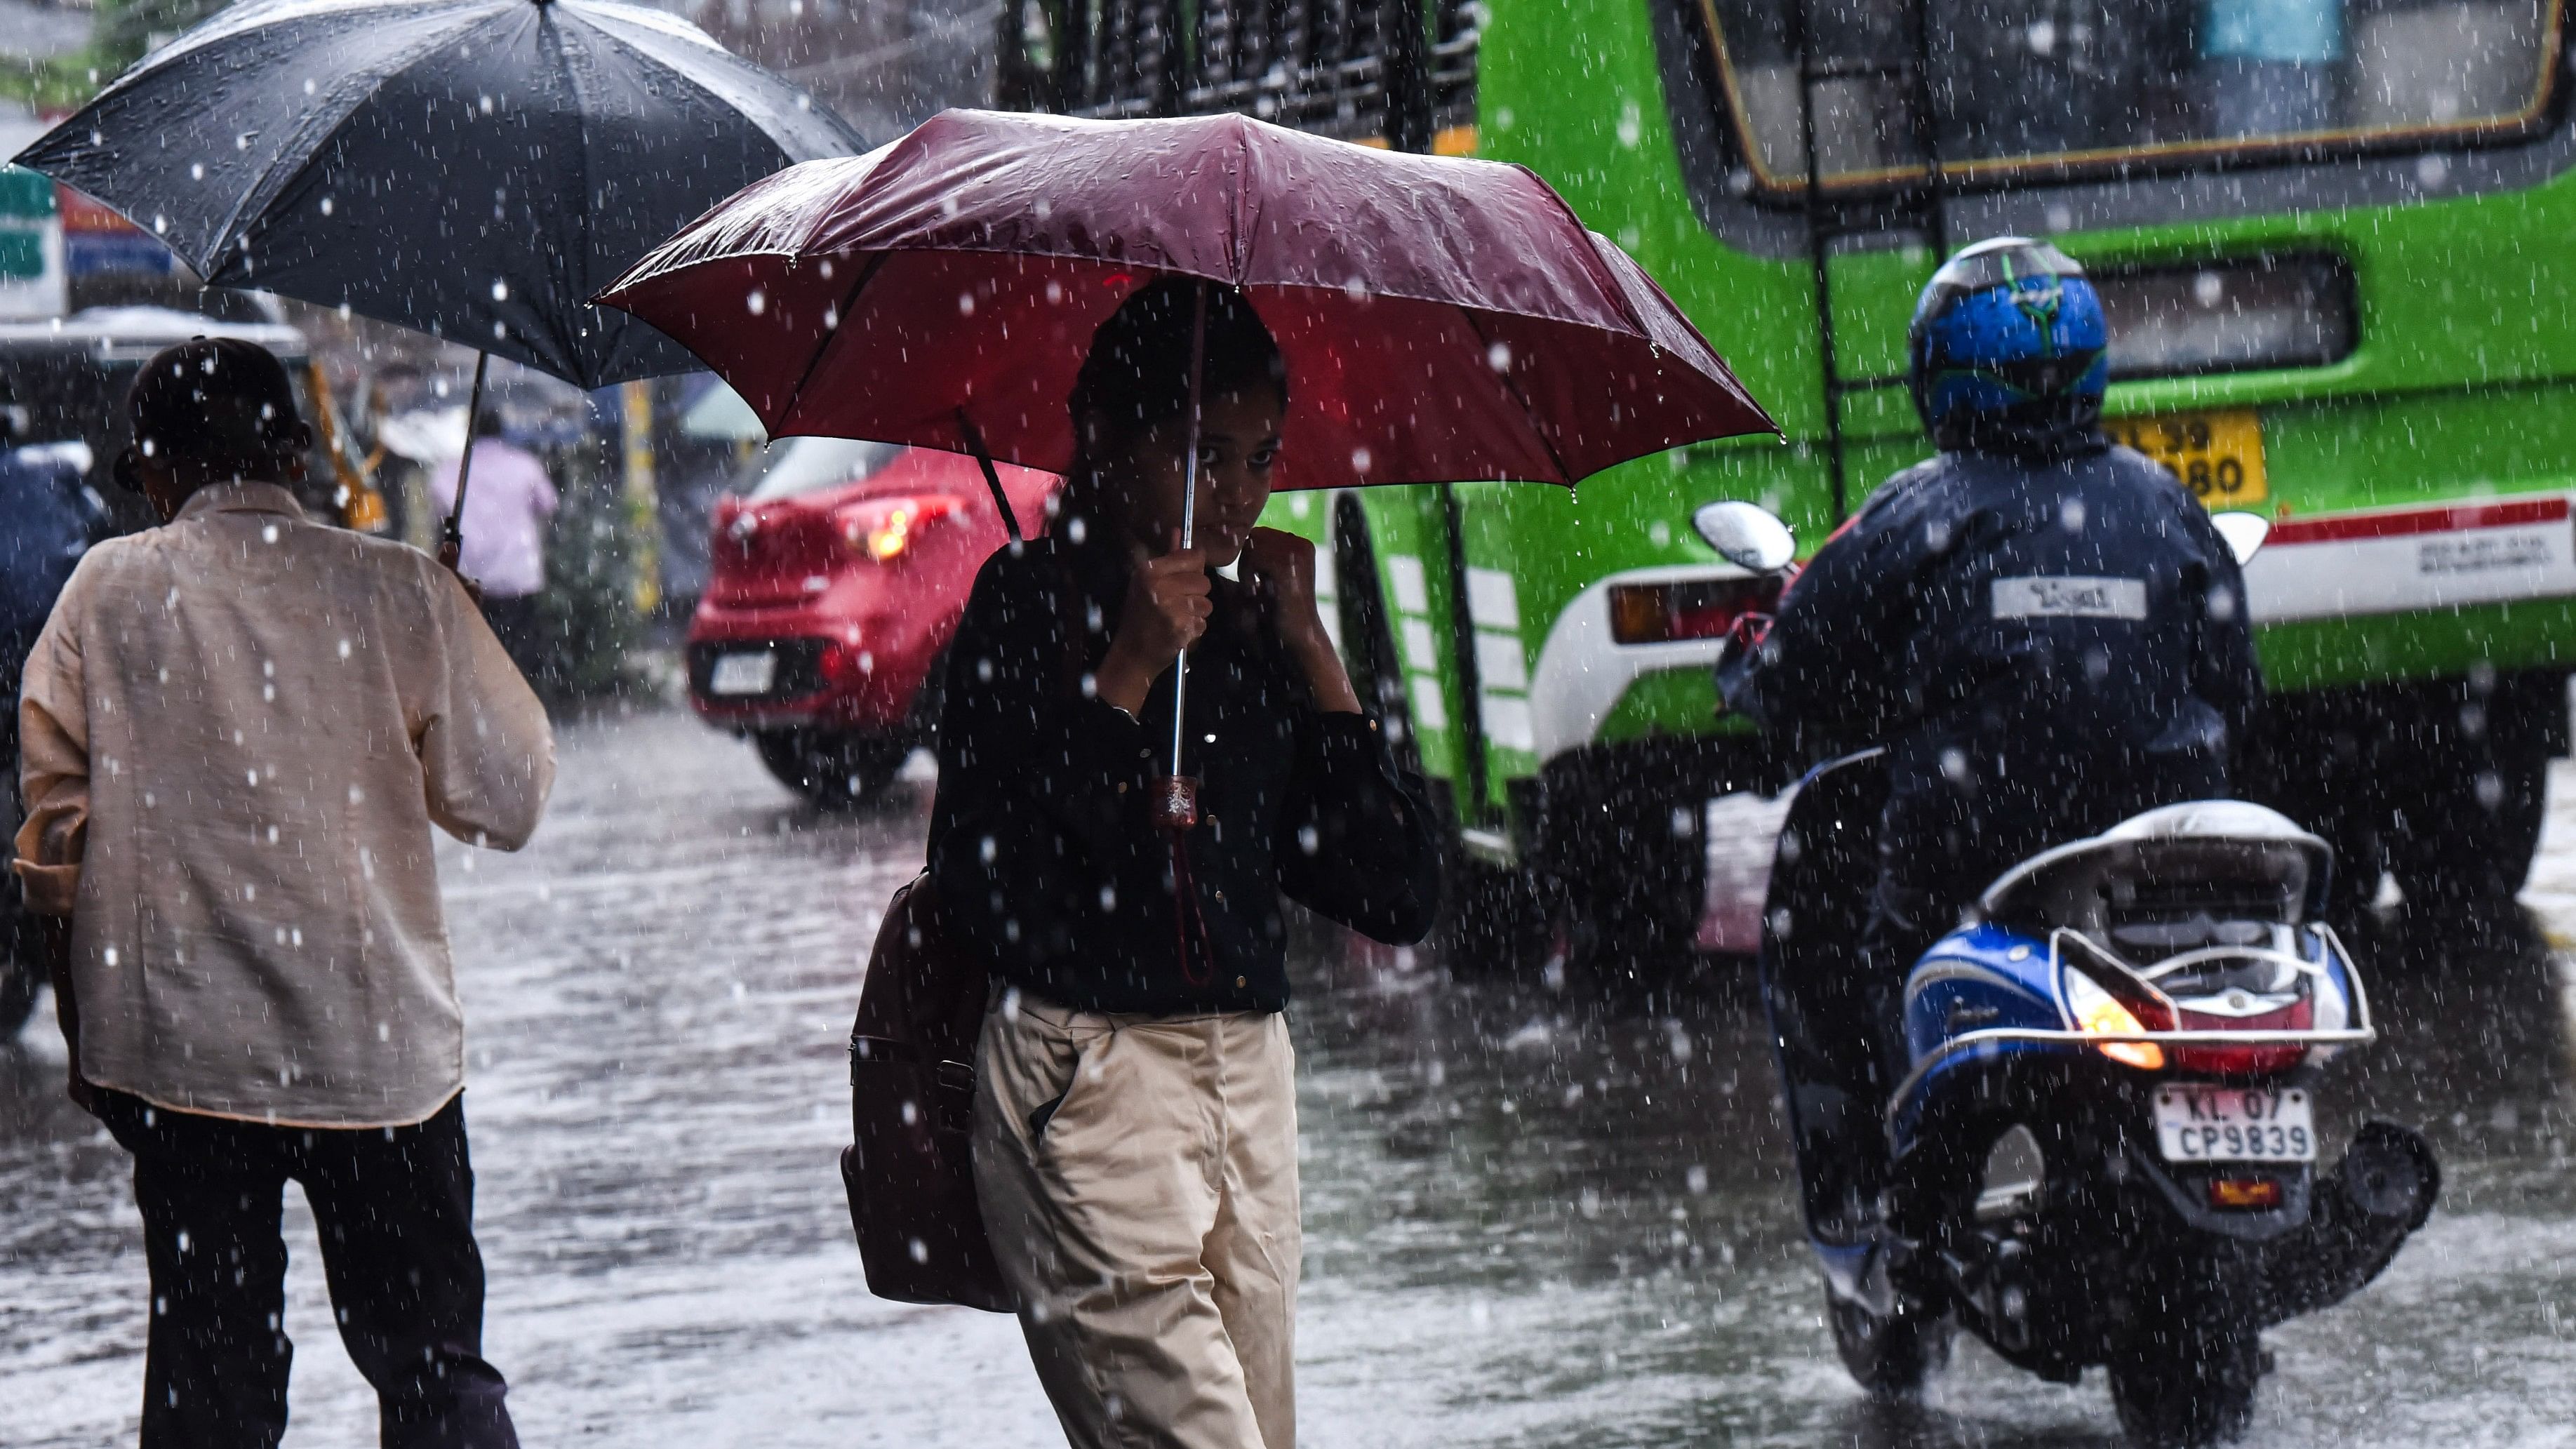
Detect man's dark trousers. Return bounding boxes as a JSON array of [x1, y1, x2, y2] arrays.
[[94, 1090, 519, 1449]]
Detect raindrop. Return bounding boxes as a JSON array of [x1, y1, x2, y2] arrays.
[[319, 196, 334, 217], [958, 291, 976, 316], [1486, 340, 1511, 373], [1350, 447, 1371, 472], [1044, 279, 1064, 305], [1343, 276, 1369, 302], [189, 163, 204, 181], [491, 279, 509, 302], [302, 79, 316, 96], [2417, 154, 2450, 187], [152, 214, 167, 234], [2193, 272, 2224, 308], [478, 95, 494, 115], [745, 289, 766, 316]]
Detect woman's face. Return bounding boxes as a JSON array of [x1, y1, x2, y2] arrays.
[[1098, 386, 1284, 567]]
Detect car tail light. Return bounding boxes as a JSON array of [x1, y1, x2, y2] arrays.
[[2207, 1176, 2283, 1210], [1607, 576, 1778, 645], [841, 495, 961, 561], [2063, 966, 2170, 1071]]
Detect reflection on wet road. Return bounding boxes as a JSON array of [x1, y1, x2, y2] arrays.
[[6, 708, 2574, 1445]]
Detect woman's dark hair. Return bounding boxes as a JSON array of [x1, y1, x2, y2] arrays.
[[1069, 279, 1286, 446], [126, 337, 308, 482]]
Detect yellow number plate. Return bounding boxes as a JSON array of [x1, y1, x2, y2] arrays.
[[2109, 408, 2267, 507]]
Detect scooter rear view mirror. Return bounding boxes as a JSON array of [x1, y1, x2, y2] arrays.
[[2210, 510, 2271, 566], [1693, 500, 1797, 573]]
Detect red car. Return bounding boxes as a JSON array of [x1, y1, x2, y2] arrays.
[[688, 437, 1057, 806]]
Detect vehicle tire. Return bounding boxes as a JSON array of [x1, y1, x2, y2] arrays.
[[1434, 857, 1552, 977], [2108, 1319, 2261, 1448], [1552, 777, 1709, 982], [0, 961, 38, 1042], [754, 729, 911, 810], [1330, 494, 1421, 778], [2386, 728, 2548, 927], [1829, 1293, 1950, 1398]]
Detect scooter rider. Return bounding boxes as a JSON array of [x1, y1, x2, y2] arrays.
[[1723, 237, 2264, 1253]]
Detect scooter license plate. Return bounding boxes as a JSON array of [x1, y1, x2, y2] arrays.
[[2152, 1085, 2316, 1163], [708, 650, 778, 696]]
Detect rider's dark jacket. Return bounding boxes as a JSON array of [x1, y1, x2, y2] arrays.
[[1729, 428, 2263, 890]]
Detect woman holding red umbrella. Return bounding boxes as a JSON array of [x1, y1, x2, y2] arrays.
[[595, 105, 1776, 1446], [930, 279, 1441, 1448]]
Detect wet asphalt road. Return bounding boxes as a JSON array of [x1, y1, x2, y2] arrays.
[[6, 705, 2575, 1447]]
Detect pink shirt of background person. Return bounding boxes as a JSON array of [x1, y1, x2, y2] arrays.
[[430, 437, 559, 599]]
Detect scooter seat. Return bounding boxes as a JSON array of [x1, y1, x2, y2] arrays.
[[1976, 799, 2332, 938]]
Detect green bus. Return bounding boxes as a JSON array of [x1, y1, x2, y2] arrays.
[[996, 0, 2576, 960]]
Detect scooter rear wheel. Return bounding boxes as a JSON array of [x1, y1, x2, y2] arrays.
[[1828, 1293, 1950, 1396], [2107, 1319, 2260, 1447]]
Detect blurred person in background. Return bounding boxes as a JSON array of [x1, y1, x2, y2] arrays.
[[16, 338, 554, 1449], [431, 409, 559, 674], [0, 373, 102, 1040]]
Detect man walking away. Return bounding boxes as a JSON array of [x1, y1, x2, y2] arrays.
[[429, 410, 559, 676], [15, 338, 554, 1449]]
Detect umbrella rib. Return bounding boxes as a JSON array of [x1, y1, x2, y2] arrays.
[[1509, 167, 1657, 342], [1453, 304, 1575, 487], [547, 7, 606, 382], [207, 5, 503, 280], [773, 248, 890, 430]]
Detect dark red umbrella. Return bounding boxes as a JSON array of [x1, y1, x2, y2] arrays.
[[594, 107, 1776, 493]]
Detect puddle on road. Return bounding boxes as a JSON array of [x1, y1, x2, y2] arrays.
[[4, 712, 2572, 1446]]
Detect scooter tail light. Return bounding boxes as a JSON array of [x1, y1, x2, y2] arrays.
[[2174, 996, 2312, 1076], [2063, 966, 2170, 1071]]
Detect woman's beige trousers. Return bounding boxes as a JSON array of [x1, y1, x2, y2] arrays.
[[973, 991, 1300, 1449]]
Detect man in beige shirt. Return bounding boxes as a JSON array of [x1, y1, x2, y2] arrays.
[[16, 338, 552, 1449]]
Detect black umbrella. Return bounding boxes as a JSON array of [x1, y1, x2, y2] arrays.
[[15, 0, 860, 553]]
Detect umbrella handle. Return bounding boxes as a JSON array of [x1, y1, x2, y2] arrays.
[[441, 350, 491, 568], [954, 408, 1021, 544], [1166, 281, 1210, 784]]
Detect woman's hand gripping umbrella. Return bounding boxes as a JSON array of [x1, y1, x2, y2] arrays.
[[12, 0, 861, 568], [594, 105, 1780, 795]]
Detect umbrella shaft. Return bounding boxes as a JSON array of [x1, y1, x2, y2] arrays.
[[1168, 283, 1210, 780], [444, 351, 492, 552]]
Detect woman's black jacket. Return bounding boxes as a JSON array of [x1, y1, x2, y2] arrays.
[[925, 528, 1443, 1016]]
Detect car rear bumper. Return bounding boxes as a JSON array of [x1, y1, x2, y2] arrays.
[[683, 622, 927, 733]]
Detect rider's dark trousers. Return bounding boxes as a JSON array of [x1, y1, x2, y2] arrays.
[[94, 1090, 520, 1449]]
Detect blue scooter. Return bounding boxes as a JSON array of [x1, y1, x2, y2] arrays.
[[1696, 502, 2440, 1445]]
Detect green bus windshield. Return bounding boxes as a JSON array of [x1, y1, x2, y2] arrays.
[[1693, 0, 2565, 191]]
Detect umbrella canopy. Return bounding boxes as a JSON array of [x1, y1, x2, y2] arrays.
[[594, 108, 1775, 490], [15, 0, 862, 390]]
